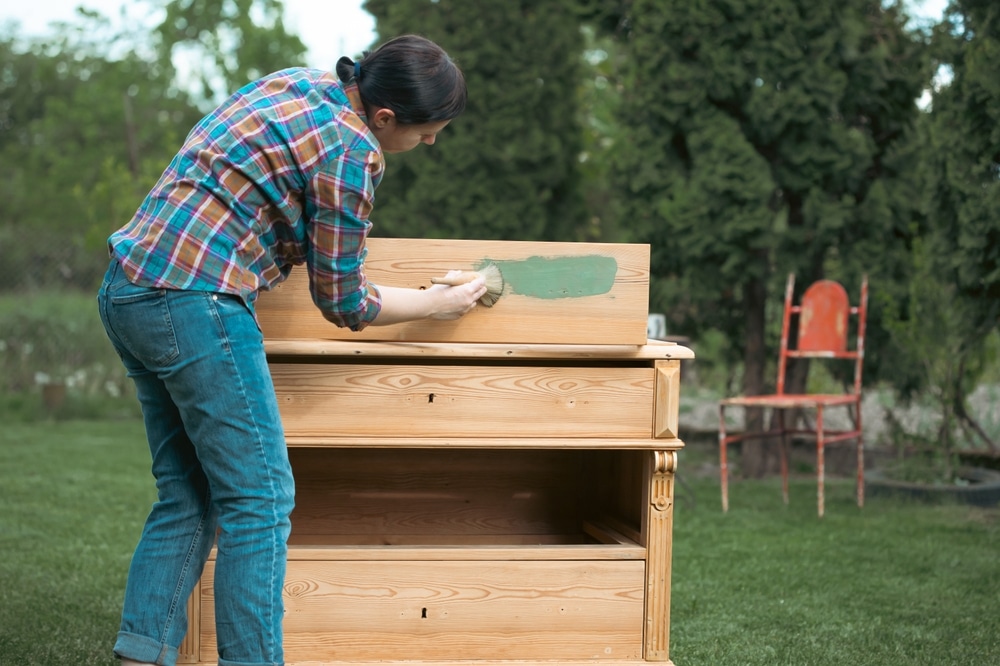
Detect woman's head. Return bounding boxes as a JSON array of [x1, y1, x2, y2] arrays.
[[336, 34, 467, 126]]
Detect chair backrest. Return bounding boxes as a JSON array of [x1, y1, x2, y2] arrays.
[[776, 274, 868, 396], [798, 281, 849, 352]]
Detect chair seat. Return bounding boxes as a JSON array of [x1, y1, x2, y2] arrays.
[[720, 393, 859, 409]]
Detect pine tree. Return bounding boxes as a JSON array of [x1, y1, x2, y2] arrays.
[[610, 0, 929, 475], [362, 0, 587, 240], [928, 0, 1000, 323], [915, 0, 1000, 450]]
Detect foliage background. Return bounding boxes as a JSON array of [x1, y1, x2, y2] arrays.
[[1, 0, 998, 463]]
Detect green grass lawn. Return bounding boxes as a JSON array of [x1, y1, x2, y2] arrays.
[[1, 420, 998, 665], [671, 476, 1000, 664], [0, 419, 152, 665]]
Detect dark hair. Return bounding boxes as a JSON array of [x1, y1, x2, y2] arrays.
[[336, 34, 467, 125]]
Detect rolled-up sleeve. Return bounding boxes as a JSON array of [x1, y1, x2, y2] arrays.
[[306, 148, 385, 331]]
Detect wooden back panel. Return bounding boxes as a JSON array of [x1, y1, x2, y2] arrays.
[[289, 448, 587, 541], [287, 448, 644, 544], [255, 238, 651, 345]]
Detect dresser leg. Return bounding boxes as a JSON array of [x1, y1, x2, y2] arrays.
[[644, 450, 677, 661]]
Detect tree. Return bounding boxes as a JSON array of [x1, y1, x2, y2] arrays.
[[0, 14, 201, 290], [362, 0, 587, 241], [913, 0, 1000, 451], [609, 0, 930, 475], [0, 0, 314, 291], [577, 25, 630, 242], [154, 0, 308, 106], [927, 0, 1000, 325]]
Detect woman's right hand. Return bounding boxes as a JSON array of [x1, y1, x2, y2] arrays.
[[369, 273, 487, 326], [426, 270, 487, 320]]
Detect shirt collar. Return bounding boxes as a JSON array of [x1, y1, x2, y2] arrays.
[[344, 81, 368, 123]]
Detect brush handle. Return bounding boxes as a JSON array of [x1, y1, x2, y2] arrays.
[[429, 272, 480, 287]]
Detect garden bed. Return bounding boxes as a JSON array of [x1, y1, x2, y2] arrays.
[[865, 465, 1000, 508]]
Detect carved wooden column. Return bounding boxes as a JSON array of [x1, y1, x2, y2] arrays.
[[644, 450, 677, 662]]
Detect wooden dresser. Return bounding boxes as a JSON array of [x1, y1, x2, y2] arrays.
[[179, 238, 693, 666]]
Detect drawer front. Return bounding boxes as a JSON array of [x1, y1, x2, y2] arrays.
[[272, 364, 656, 439], [199, 559, 645, 661]]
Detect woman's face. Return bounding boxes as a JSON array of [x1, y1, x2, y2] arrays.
[[369, 109, 451, 154]]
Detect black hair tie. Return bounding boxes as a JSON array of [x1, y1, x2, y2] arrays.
[[354, 61, 361, 80]]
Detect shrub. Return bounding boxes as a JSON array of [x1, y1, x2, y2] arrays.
[[0, 291, 136, 421]]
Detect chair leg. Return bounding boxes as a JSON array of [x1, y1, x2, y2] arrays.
[[855, 401, 865, 509], [778, 410, 789, 505], [719, 406, 729, 512], [816, 406, 825, 518], [857, 433, 865, 509]]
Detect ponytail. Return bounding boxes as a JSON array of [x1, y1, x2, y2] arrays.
[[336, 34, 466, 125]]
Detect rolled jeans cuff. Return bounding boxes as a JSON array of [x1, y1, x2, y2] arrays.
[[114, 630, 177, 665]]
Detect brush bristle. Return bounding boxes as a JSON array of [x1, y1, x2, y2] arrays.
[[477, 263, 504, 307]]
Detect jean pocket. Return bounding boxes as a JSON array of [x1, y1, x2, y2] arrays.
[[110, 287, 180, 368], [209, 292, 265, 352]]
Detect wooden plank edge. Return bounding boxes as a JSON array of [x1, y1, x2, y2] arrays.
[[582, 520, 641, 546], [205, 544, 647, 562], [283, 437, 687, 450], [186, 660, 677, 665], [283, 544, 647, 561], [264, 339, 695, 360], [288, 533, 617, 547], [593, 515, 643, 546]]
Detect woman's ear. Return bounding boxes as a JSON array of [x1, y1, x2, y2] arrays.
[[372, 108, 396, 129]]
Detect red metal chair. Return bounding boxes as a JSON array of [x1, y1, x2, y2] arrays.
[[719, 274, 869, 517]]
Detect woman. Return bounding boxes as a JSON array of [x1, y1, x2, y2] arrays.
[[98, 35, 484, 666]]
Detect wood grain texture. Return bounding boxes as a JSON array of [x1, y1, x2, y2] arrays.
[[653, 361, 681, 439], [255, 238, 651, 345], [643, 452, 676, 661], [282, 436, 685, 450], [185, 239, 689, 665], [283, 450, 646, 545], [265, 339, 695, 360], [287, 448, 585, 539], [280, 661, 674, 666], [273, 363, 655, 439], [285, 536, 647, 553], [279, 543, 645, 561], [199, 559, 645, 662], [177, 578, 200, 663]]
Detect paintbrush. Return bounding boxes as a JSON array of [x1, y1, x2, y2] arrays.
[[430, 263, 504, 307]]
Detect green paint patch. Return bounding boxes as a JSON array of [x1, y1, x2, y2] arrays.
[[480, 255, 618, 300]]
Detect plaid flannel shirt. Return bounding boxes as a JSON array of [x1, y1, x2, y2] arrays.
[[109, 67, 385, 330]]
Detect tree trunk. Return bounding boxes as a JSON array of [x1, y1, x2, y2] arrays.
[[953, 355, 998, 452], [740, 272, 771, 479]]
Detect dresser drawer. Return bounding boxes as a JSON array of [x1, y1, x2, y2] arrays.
[[199, 556, 645, 661], [272, 363, 658, 439]]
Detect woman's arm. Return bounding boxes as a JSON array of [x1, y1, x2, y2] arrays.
[[370, 272, 486, 326]]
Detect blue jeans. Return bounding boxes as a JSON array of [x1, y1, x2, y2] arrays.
[[97, 259, 294, 666]]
